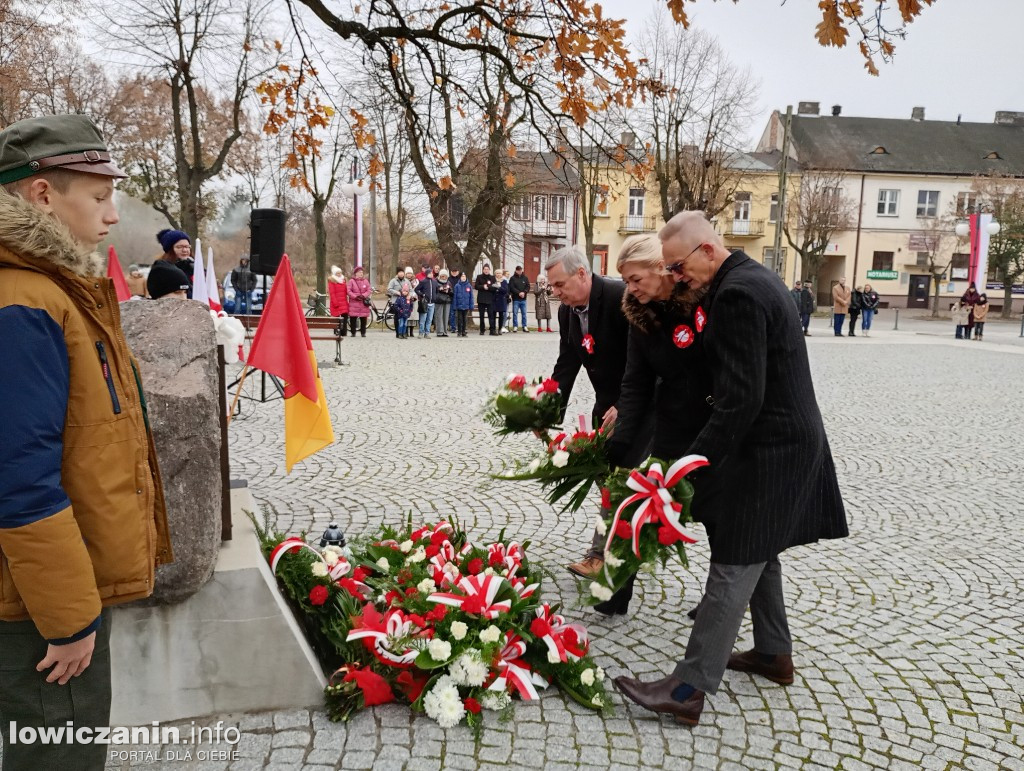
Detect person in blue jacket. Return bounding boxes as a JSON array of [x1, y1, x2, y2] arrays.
[[493, 269, 510, 334], [452, 271, 475, 337], [393, 289, 414, 339]]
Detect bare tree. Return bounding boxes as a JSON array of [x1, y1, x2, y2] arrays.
[[630, 18, 758, 221], [970, 174, 1024, 318], [783, 169, 857, 283], [910, 217, 959, 318]]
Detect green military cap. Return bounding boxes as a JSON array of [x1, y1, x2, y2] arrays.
[[0, 114, 127, 185]]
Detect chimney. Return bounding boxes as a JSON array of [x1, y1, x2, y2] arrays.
[[911, 106, 925, 121], [831, 105, 841, 117], [994, 111, 1024, 126], [797, 101, 820, 116], [620, 131, 635, 149]]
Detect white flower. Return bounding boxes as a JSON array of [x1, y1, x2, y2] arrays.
[[376, 557, 390, 571], [450, 621, 468, 641], [551, 450, 570, 468], [594, 516, 607, 536], [399, 540, 414, 553], [443, 561, 460, 576], [590, 582, 613, 602], [427, 638, 452, 662], [592, 694, 604, 708], [310, 562, 328, 577], [323, 551, 339, 567], [547, 650, 562, 664], [417, 578, 436, 594], [483, 567, 495, 577], [603, 550, 623, 568], [640, 561, 656, 574], [449, 650, 488, 687], [423, 680, 466, 728], [580, 668, 595, 686], [481, 690, 512, 711], [408, 548, 426, 564], [526, 385, 539, 399], [479, 625, 501, 644], [596, 666, 605, 682], [527, 458, 541, 473]]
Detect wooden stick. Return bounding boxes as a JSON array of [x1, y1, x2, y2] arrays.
[[226, 364, 251, 427]]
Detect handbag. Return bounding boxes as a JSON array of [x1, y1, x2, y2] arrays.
[[361, 295, 372, 307], [417, 297, 427, 313]]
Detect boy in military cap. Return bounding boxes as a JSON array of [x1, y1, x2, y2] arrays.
[[0, 114, 172, 769]]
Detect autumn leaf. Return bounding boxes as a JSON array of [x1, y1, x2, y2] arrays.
[[897, 0, 931, 23], [367, 154, 385, 178], [507, 144, 517, 158], [504, 172, 516, 188], [665, 0, 690, 26], [438, 176, 455, 190], [815, 1, 848, 48]]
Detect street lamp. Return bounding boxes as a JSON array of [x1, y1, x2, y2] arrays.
[[954, 216, 1000, 289], [339, 159, 369, 278]]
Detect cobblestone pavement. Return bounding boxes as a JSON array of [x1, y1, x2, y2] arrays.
[[125, 322, 1024, 769]]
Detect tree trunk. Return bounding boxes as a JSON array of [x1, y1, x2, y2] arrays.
[[313, 196, 328, 316], [931, 274, 941, 318], [1002, 282, 1013, 319]]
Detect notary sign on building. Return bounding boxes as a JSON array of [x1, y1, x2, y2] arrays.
[[866, 270, 899, 280]]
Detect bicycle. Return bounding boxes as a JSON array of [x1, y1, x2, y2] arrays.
[[366, 298, 397, 331], [306, 292, 329, 317]]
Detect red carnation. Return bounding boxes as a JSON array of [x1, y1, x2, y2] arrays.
[[507, 374, 527, 391], [405, 587, 418, 596], [426, 605, 448, 622], [600, 487, 611, 510], [426, 544, 440, 559], [461, 594, 486, 615], [343, 668, 395, 707], [339, 578, 365, 601], [530, 617, 551, 638], [614, 520, 632, 539], [385, 590, 401, 605], [352, 566, 369, 582], [430, 530, 450, 547], [658, 526, 678, 546], [409, 613, 426, 628], [464, 697, 482, 714], [537, 377, 560, 395], [488, 551, 504, 567], [562, 627, 579, 648], [467, 558, 484, 575], [309, 585, 329, 606]]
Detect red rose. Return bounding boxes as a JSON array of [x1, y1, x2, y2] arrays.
[[614, 520, 632, 539], [562, 627, 579, 648], [467, 558, 484, 575], [600, 487, 611, 510], [530, 617, 551, 638], [538, 377, 560, 395], [426, 544, 440, 559], [309, 585, 329, 606], [464, 697, 482, 714], [507, 374, 527, 391], [658, 526, 678, 546], [352, 566, 369, 582]]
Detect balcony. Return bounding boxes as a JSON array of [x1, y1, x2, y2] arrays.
[[724, 218, 765, 237], [519, 219, 567, 238], [618, 214, 658, 234]]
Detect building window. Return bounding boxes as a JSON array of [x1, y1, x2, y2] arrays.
[[627, 188, 645, 217], [871, 251, 894, 271], [877, 189, 900, 216], [951, 252, 970, 280], [769, 193, 779, 223], [512, 196, 530, 221], [956, 192, 978, 215], [916, 252, 930, 267], [733, 191, 751, 221], [533, 194, 547, 221], [917, 190, 939, 218], [549, 194, 566, 223], [593, 186, 609, 217], [762, 246, 787, 273]]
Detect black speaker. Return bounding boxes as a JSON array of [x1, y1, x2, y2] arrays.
[[250, 208, 286, 275]]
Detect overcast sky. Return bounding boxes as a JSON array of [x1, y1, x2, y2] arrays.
[[604, 0, 1024, 146]]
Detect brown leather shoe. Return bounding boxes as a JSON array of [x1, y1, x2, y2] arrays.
[[613, 675, 704, 726], [726, 649, 794, 685], [566, 555, 603, 579]]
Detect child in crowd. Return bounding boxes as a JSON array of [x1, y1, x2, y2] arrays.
[[394, 288, 413, 339]]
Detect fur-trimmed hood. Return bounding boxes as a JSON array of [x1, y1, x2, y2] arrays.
[[622, 281, 707, 335], [0, 189, 105, 278]]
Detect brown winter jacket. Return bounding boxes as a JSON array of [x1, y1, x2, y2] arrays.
[[832, 282, 851, 314], [0, 191, 172, 642]]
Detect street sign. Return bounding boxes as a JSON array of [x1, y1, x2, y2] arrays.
[[866, 270, 899, 280]]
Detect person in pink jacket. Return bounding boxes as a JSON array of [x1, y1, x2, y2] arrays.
[[346, 266, 373, 337]]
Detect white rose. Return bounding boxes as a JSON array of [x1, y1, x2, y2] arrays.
[[428, 638, 452, 662], [603, 550, 623, 568], [596, 666, 605, 682], [592, 694, 604, 707], [580, 668, 595, 686], [551, 450, 570, 468], [376, 557, 390, 571], [310, 562, 328, 577], [417, 578, 435, 594], [479, 625, 501, 644], [527, 459, 541, 473], [323, 551, 339, 567], [590, 582, 613, 602], [408, 548, 426, 564], [547, 650, 561, 664], [594, 516, 607, 536], [450, 621, 468, 641], [399, 540, 414, 553]]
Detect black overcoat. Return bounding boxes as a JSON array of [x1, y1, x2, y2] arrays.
[[687, 252, 848, 565]]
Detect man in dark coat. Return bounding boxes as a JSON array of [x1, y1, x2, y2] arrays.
[[547, 245, 651, 579], [230, 256, 257, 315], [614, 212, 848, 727], [474, 264, 497, 335]]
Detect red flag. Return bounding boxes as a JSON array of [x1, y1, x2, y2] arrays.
[[246, 255, 316, 402], [107, 245, 132, 302]]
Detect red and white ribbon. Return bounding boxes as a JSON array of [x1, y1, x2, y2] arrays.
[[534, 604, 589, 663], [427, 574, 511, 619], [581, 334, 595, 354], [486, 632, 549, 700], [345, 609, 421, 668]]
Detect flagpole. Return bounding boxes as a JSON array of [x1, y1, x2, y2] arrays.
[[226, 364, 251, 427]]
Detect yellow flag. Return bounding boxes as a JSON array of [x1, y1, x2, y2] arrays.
[[284, 351, 335, 473]]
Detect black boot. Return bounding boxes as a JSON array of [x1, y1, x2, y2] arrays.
[[594, 573, 637, 616]]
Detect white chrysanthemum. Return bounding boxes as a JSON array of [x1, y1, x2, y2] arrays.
[[527, 458, 541, 473], [423, 680, 465, 728], [596, 666, 605, 682], [399, 540, 414, 553], [376, 557, 390, 571], [547, 650, 562, 664], [592, 694, 604, 708], [479, 625, 501, 644], [428, 638, 452, 662], [449, 650, 488, 687], [481, 690, 512, 711], [408, 548, 426, 564], [551, 450, 570, 468], [450, 621, 468, 641], [590, 582, 613, 602], [603, 550, 623, 568], [580, 668, 595, 686], [310, 562, 328, 577], [417, 578, 436, 594], [594, 516, 607, 536]]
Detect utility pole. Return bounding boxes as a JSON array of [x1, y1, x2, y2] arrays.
[[369, 182, 378, 289], [772, 106, 793, 280]]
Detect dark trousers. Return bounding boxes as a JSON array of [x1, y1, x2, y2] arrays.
[[0, 609, 112, 770], [800, 313, 810, 332], [673, 559, 792, 694], [456, 309, 469, 335], [336, 314, 348, 336], [478, 305, 496, 333], [349, 316, 367, 336], [833, 313, 845, 335], [848, 311, 860, 335]]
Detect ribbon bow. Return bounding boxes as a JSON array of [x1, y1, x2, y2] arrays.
[[269, 537, 354, 584], [427, 574, 512, 619], [486, 632, 549, 700], [346, 607, 422, 668], [532, 604, 589, 663], [604, 455, 708, 559], [581, 334, 595, 354]]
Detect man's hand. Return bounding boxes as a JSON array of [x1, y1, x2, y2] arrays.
[[37, 632, 96, 685], [601, 406, 618, 430]]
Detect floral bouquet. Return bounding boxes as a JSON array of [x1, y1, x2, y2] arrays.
[[585, 455, 709, 605], [494, 428, 611, 513], [254, 514, 609, 731], [483, 373, 563, 442]]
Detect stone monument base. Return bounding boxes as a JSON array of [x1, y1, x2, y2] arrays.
[[109, 486, 325, 725]]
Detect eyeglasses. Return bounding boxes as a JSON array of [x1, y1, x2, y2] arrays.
[[666, 243, 704, 275]]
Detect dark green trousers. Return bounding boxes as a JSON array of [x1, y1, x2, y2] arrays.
[[0, 609, 111, 771]]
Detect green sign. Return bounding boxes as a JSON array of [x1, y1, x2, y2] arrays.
[[866, 270, 899, 280]]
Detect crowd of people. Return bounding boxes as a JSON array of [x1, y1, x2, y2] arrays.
[[828, 277, 880, 337], [951, 282, 989, 340]]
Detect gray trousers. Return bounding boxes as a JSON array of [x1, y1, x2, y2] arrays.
[[673, 558, 792, 694], [0, 608, 112, 770]]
